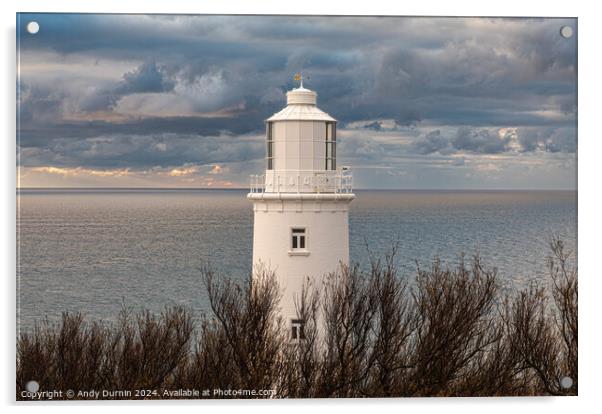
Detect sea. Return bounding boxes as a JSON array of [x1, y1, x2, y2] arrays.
[[16, 189, 577, 332]]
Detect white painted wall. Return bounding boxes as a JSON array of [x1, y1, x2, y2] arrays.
[[250, 196, 353, 320]]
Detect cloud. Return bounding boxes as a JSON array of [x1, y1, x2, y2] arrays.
[[168, 164, 199, 177], [16, 14, 577, 189], [411, 126, 575, 155], [19, 164, 237, 188], [118, 61, 175, 94], [28, 166, 130, 177], [517, 126, 577, 153], [18, 133, 264, 170], [452, 127, 512, 154], [209, 164, 228, 174], [412, 130, 451, 155], [78, 61, 175, 112]]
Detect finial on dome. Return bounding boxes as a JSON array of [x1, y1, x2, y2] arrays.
[[294, 72, 310, 89], [287, 73, 317, 105]]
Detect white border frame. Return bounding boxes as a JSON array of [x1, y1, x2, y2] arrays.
[[3, 1, 599, 413]]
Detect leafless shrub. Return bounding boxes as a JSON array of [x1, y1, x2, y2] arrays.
[[17, 241, 577, 399], [407, 255, 500, 396], [317, 263, 378, 397], [363, 247, 416, 396], [549, 238, 578, 394], [279, 278, 321, 397], [192, 266, 286, 396], [17, 306, 193, 399], [507, 283, 563, 394]]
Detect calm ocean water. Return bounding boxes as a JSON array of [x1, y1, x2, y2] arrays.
[[17, 189, 577, 332]]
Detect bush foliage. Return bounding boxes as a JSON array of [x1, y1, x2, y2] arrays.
[[17, 240, 577, 399]]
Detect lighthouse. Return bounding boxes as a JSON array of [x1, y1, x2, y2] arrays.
[[248, 75, 354, 340]]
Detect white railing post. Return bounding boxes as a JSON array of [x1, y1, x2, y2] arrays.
[[249, 174, 267, 193]]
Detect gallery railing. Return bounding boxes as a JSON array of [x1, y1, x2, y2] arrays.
[[249, 169, 353, 194]]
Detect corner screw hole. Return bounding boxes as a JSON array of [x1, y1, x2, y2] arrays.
[[560, 376, 573, 389], [560, 26, 573, 39], [26, 21, 40, 35], [25, 380, 40, 393]]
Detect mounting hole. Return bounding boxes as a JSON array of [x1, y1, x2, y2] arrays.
[[25, 380, 40, 393], [560, 25, 573, 39], [26, 21, 40, 34], [560, 376, 573, 389]]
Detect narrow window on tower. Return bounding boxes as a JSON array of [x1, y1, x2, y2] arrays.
[[325, 122, 336, 170], [267, 122, 273, 170], [291, 319, 306, 340], [291, 228, 306, 250], [332, 123, 336, 170]]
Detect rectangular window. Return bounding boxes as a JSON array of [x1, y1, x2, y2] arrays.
[[267, 122, 273, 170], [291, 319, 306, 340], [291, 228, 306, 251], [325, 122, 336, 170], [332, 123, 336, 170]]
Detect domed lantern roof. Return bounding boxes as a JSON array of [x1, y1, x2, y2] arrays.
[[266, 74, 336, 122], [286, 86, 317, 105]]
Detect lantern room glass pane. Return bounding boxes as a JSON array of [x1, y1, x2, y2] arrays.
[[325, 122, 336, 170], [266, 122, 273, 170]]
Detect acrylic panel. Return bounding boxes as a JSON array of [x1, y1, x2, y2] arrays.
[[16, 13, 577, 400]]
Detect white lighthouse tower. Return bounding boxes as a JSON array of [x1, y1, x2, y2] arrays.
[[248, 75, 354, 340]]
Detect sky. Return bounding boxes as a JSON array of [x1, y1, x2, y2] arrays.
[[17, 14, 577, 189]]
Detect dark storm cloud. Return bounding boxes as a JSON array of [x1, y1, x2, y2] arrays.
[[338, 135, 387, 161], [78, 61, 175, 112], [17, 83, 65, 123], [17, 14, 577, 174], [19, 133, 264, 169], [19, 14, 289, 64], [517, 126, 577, 153], [413, 130, 451, 155], [452, 128, 512, 154], [410, 125, 576, 155], [18, 113, 263, 148], [116, 61, 175, 95], [363, 121, 384, 131]]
